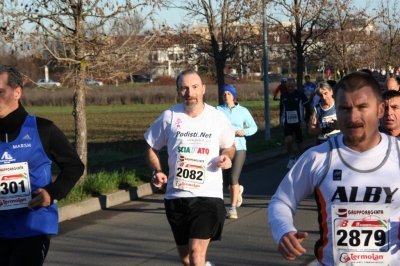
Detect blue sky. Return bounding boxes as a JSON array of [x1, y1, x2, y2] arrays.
[[149, 0, 382, 29]]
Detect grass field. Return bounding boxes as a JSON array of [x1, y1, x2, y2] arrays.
[[23, 82, 301, 206], [25, 99, 282, 167]]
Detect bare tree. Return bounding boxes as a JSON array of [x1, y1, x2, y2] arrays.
[[0, 0, 158, 182], [161, 0, 264, 104], [267, 0, 334, 88], [375, 0, 400, 78], [323, 0, 376, 75]]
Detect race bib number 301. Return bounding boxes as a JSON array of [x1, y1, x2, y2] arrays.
[[331, 204, 391, 265], [0, 162, 32, 210]]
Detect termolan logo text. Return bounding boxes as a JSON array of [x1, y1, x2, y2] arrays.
[[2, 198, 27, 205], [176, 131, 212, 138], [13, 143, 32, 149], [349, 253, 384, 261]]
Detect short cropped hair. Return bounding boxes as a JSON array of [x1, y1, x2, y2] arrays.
[[0, 65, 23, 90], [334, 71, 382, 103], [360, 69, 372, 76], [382, 90, 400, 101], [176, 69, 204, 91]]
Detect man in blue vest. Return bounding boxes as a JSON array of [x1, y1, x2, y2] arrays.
[[0, 65, 84, 265]]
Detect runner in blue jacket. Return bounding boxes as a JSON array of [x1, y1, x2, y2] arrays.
[[216, 84, 257, 219]]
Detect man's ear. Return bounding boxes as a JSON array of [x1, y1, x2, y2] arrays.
[[14, 87, 22, 100]]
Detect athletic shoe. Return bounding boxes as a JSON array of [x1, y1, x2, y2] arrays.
[[237, 185, 244, 207], [287, 158, 296, 169], [205, 261, 216, 266], [227, 208, 238, 219]]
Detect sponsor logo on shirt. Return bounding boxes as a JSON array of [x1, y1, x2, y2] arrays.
[[331, 186, 398, 203], [0, 152, 16, 163], [333, 169, 342, 181], [339, 252, 384, 263], [177, 146, 210, 155], [12, 143, 32, 149], [176, 131, 212, 138], [22, 134, 31, 140]]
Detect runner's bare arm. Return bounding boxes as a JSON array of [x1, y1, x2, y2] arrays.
[[308, 109, 322, 136], [146, 144, 163, 171], [146, 145, 167, 187], [221, 144, 235, 160]]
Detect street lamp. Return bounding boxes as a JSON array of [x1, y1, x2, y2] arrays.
[[262, 0, 270, 140]]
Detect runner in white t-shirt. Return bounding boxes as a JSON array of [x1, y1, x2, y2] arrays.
[[145, 69, 236, 266], [268, 71, 400, 265]]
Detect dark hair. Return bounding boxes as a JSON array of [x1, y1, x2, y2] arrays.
[[382, 90, 400, 100], [360, 69, 372, 76], [334, 71, 382, 102], [0, 65, 23, 90], [396, 76, 400, 85], [176, 69, 203, 91], [305, 74, 310, 79], [327, 80, 337, 88]]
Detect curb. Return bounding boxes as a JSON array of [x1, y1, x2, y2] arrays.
[[58, 138, 315, 222]]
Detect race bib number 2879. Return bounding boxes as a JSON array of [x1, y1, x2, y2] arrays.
[[331, 204, 391, 265]]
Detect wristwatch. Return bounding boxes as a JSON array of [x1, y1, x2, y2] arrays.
[[152, 169, 163, 175]]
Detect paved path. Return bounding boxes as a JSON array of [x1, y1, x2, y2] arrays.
[[46, 145, 320, 266]]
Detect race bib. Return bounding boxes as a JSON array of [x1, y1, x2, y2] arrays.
[[332, 204, 391, 265], [173, 154, 206, 191], [286, 110, 299, 124], [0, 162, 32, 210]]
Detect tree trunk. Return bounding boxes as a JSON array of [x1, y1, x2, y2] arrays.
[[215, 60, 226, 105], [210, 36, 227, 105], [73, 77, 87, 184], [73, 4, 88, 184], [296, 52, 304, 91]]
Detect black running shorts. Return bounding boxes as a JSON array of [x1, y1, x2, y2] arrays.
[[164, 197, 226, 245], [0, 234, 51, 266], [283, 123, 303, 143]]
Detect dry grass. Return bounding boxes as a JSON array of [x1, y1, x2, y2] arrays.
[[21, 81, 279, 106]]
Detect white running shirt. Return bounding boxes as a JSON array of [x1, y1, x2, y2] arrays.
[[268, 133, 400, 265], [145, 103, 235, 199]]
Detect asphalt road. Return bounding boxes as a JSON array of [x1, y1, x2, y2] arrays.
[[46, 153, 320, 266]]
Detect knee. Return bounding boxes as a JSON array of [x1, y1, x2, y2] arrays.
[[285, 135, 293, 143]]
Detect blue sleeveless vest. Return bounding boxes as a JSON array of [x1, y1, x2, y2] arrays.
[[0, 115, 58, 238]]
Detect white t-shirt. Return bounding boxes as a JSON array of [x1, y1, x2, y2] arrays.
[[144, 103, 235, 199], [268, 133, 400, 265]]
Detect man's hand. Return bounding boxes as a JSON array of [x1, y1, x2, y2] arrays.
[[217, 155, 232, 170], [151, 172, 168, 188], [278, 231, 308, 261], [28, 188, 51, 209], [273, 97, 280, 101], [331, 119, 339, 130]]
